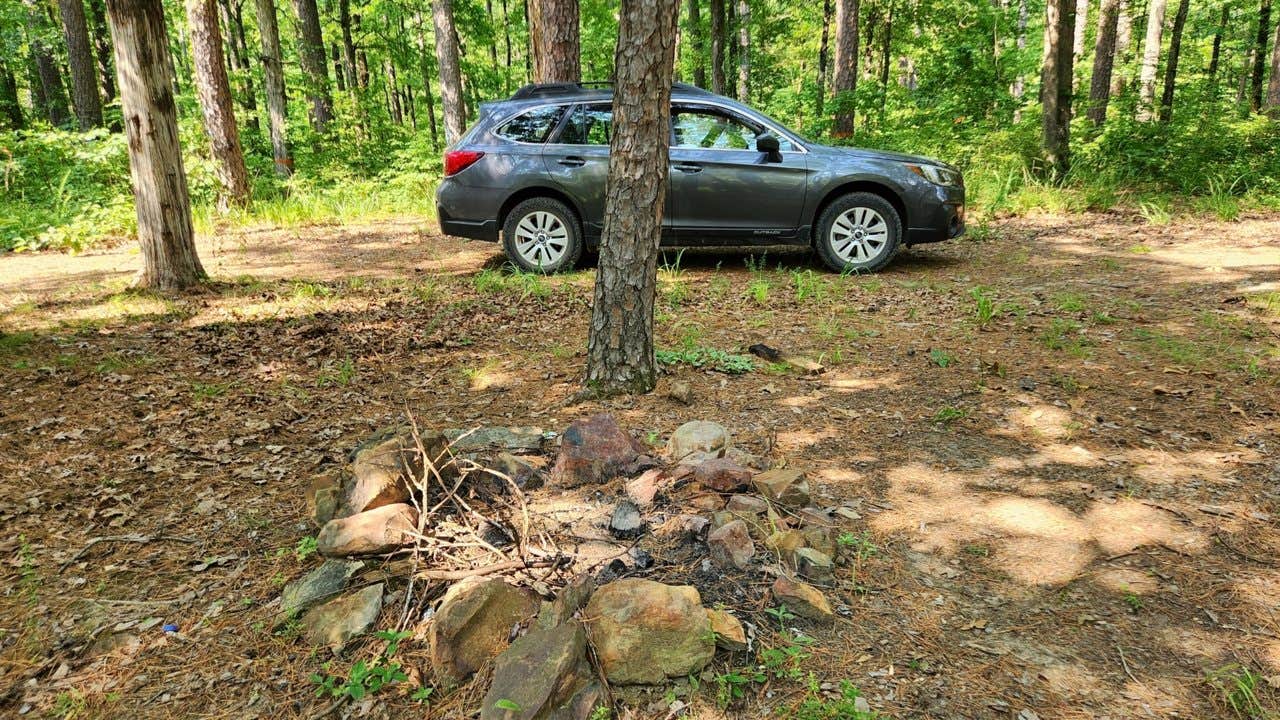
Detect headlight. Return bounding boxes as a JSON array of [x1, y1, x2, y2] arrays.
[[907, 163, 962, 187]]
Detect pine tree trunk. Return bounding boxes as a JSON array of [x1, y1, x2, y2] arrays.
[[433, 0, 466, 142], [529, 0, 580, 83], [104, 0, 205, 290], [186, 0, 252, 209], [1251, 0, 1272, 111], [224, 0, 259, 133], [331, 44, 345, 92], [1041, 0, 1076, 177], [1135, 0, 1166, 120], [253, 0, 291, 176], [736, 0, 749, 100], [502, 0, 512, 92], [878, 3, 891, 122], [414, 9, 440, 149], [1072, 0, 1089, 63], [710, 0, 726, 93], [292, 0, 333, 131], [27, 1, 73, 127], [86, 0, 117, 108], [584, 0, 679, 397], [1268, 17, 1280, 116], [58, 0, 105, 129], [817, 0, 831, 116], [355, 15, 370, 89], [831, 0, 859, 137], [1207, 4, 1228, 87], [1157, 0, 1188, 123], [0, 58, 24, 129], [687, 0, 706, 87], [1012, 0, 1027, 119], [1086, 0, 1119, 126], [339, 0, 358, 91]]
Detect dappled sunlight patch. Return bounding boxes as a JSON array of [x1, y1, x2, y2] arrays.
[[814, 467, 865, 489], [1118, 678, 1196, 718], [775, 393, 823, 409], [773, 427, 842, 453], [1127, 448, 1256, 488], [823, 370, 902, 392], [1232, 570, 1280, 627], [1082, 499, 1208, 556], [1158, 627, 1232, 665], [1091, 567, 1159, 595], [997, 535, 1092, 585], [996, 398, 1078, 441], [1262, 641, 1280, 674], [1038, 660, 1107, 703]]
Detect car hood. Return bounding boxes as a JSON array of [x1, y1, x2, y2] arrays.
[[811, 143, 956, 171]]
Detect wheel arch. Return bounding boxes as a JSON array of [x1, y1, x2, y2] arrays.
[[498, 186, 584, 237], [810, 180, 909, 245]]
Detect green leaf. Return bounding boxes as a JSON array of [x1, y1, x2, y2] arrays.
[[494, 698, 522, 711]]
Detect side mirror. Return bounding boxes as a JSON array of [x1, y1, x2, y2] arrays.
[[756, 134, 783, 163]]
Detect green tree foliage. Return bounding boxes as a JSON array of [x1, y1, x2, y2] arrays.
[[2, 0, 1279, 251]]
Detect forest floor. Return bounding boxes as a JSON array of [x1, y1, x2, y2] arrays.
[[1, 210, 1279, 720]]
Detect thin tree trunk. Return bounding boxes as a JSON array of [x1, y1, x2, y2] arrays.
[[86, 0, 117, 107], [433, 0, 466, 142], [339, 0, 358, 91], [529, 0, 580, 82], [687, 0, 706, 87], [502, 0, 512, 92], [1135, 0, 1166, 120], [584, 0, 679, 397], [414, 8, 440, 149], [817, 0, 831, 116], [1157, 0, 1188, 123], [186, 0, 251, 209], [355, 14, 369, 89], [332, 44, 345, 91], [736, 0, 749, 100], [292, 0, 333, 131], [1042, 0, 1076, 177], [1268, 15, 1280, 115], [1012, 0, 1027, 119], [831, 0, 859, 137], [103, 0, 205, 290], [1208, 4, 1228, 86], [1073, 0, 1089, 63], [253, 0, 292, 176], [710, 0, 726, 93], [0, 58, 24, 129], [1110, 0, 1130, 96], [879, 2, 891, 122], [219, 0, 259, 133], [1251, 0, 1272, 111], [486, 0, 500, 73], [27, 1, 73, 127], [1086, 0, 1119, 126], [58, 0, 105, 129]]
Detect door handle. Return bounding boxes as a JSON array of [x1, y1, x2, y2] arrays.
[[673, 162, 702, 173], [557, 156, 586, 167]]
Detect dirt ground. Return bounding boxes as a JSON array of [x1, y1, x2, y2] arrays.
[[1, 210, 1278, 719]]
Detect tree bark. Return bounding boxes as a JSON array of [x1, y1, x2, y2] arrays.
[[831, 0, 859, 137], [1110, 0, 1130, 96], [502, 0, 512, 92], [1157, 0, 1188, 123], [186, 0, 251, 209], [1012, 0, 1027, 119], [413, 8, 440, 149], [27, 1, 73, 127], [58, 0, 105, 129], [433, 0, 466, 142], [1072, 0, 1089, 63], [1086, 0, 1119, 126], [878, 2, 891, 122], [0, 58, 24, 129], [710, 0, 726, 93], [1207, 4, 1228, 87], [529, 0, 580, 83], [338, 0, 358, 91], [1135, 0, 1165, 120], [584, 0, 679, 397], [86, 0, 117, 108], [1041, 0, 1076, 178], [1268, 15, 1280, 116], [687, 0, 706, 87], [104, 0, 205, 290], [292, 0, 333, 131], [817, 0, 831, 116], [253, 0, 292, 176], [1251, 0, 1272, 111], [736, 0, 749, 100]]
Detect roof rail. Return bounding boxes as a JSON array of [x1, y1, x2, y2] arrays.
[[508, 81, 715, 101]]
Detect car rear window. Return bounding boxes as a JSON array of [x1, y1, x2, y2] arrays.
[[494, 105, 566, 143], [558, 105, 613, 145]]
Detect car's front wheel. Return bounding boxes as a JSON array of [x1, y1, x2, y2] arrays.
[[502, 197, 583, 273], [814, 192, 901, 274]]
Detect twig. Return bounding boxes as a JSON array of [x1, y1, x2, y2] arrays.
[[416, 558, 559, 581], [1116, 643, 1137, 683], [308, 695, 350, 720], [62, 534, 196, 570]]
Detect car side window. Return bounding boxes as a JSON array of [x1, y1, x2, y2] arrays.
[[494, 105, 566, 143], [559, 104, 613, 145], [672, 107, 795, 152]]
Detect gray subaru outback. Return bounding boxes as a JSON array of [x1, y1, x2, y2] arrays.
[[435, 82, 964, 274]]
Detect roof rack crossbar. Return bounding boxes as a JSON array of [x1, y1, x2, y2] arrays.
[[508, 81, 714, 101]]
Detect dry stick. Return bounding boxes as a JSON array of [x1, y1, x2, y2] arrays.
[[415, 558, 558, 581], [61, 534, 196, 570], [1116, 643, 1138, 682]]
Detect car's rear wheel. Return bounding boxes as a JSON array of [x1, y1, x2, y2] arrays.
[[502, 197, 583, 273], [815, 192, 901, 274]]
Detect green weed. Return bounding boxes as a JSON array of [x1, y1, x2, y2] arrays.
[[656, 346, 754, 374], [929, 349, 956, 368], [1205, 664, 1268, 718]]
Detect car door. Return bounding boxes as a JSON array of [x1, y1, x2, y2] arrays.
[[542, 103, 677, 243], [667, 103, 809, 243]]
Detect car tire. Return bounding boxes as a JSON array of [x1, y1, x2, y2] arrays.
[[501, 197, 583, 273], [814, 192, 902, 274]]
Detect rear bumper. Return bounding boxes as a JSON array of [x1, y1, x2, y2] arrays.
[[436, 178, 499, 241], [438, 207, 499, 242]]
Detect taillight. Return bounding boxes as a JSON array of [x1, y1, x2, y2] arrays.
[[444, 150, 484, 176]]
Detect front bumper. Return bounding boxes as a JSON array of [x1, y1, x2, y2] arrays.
[[905, 184, 965, 246]]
